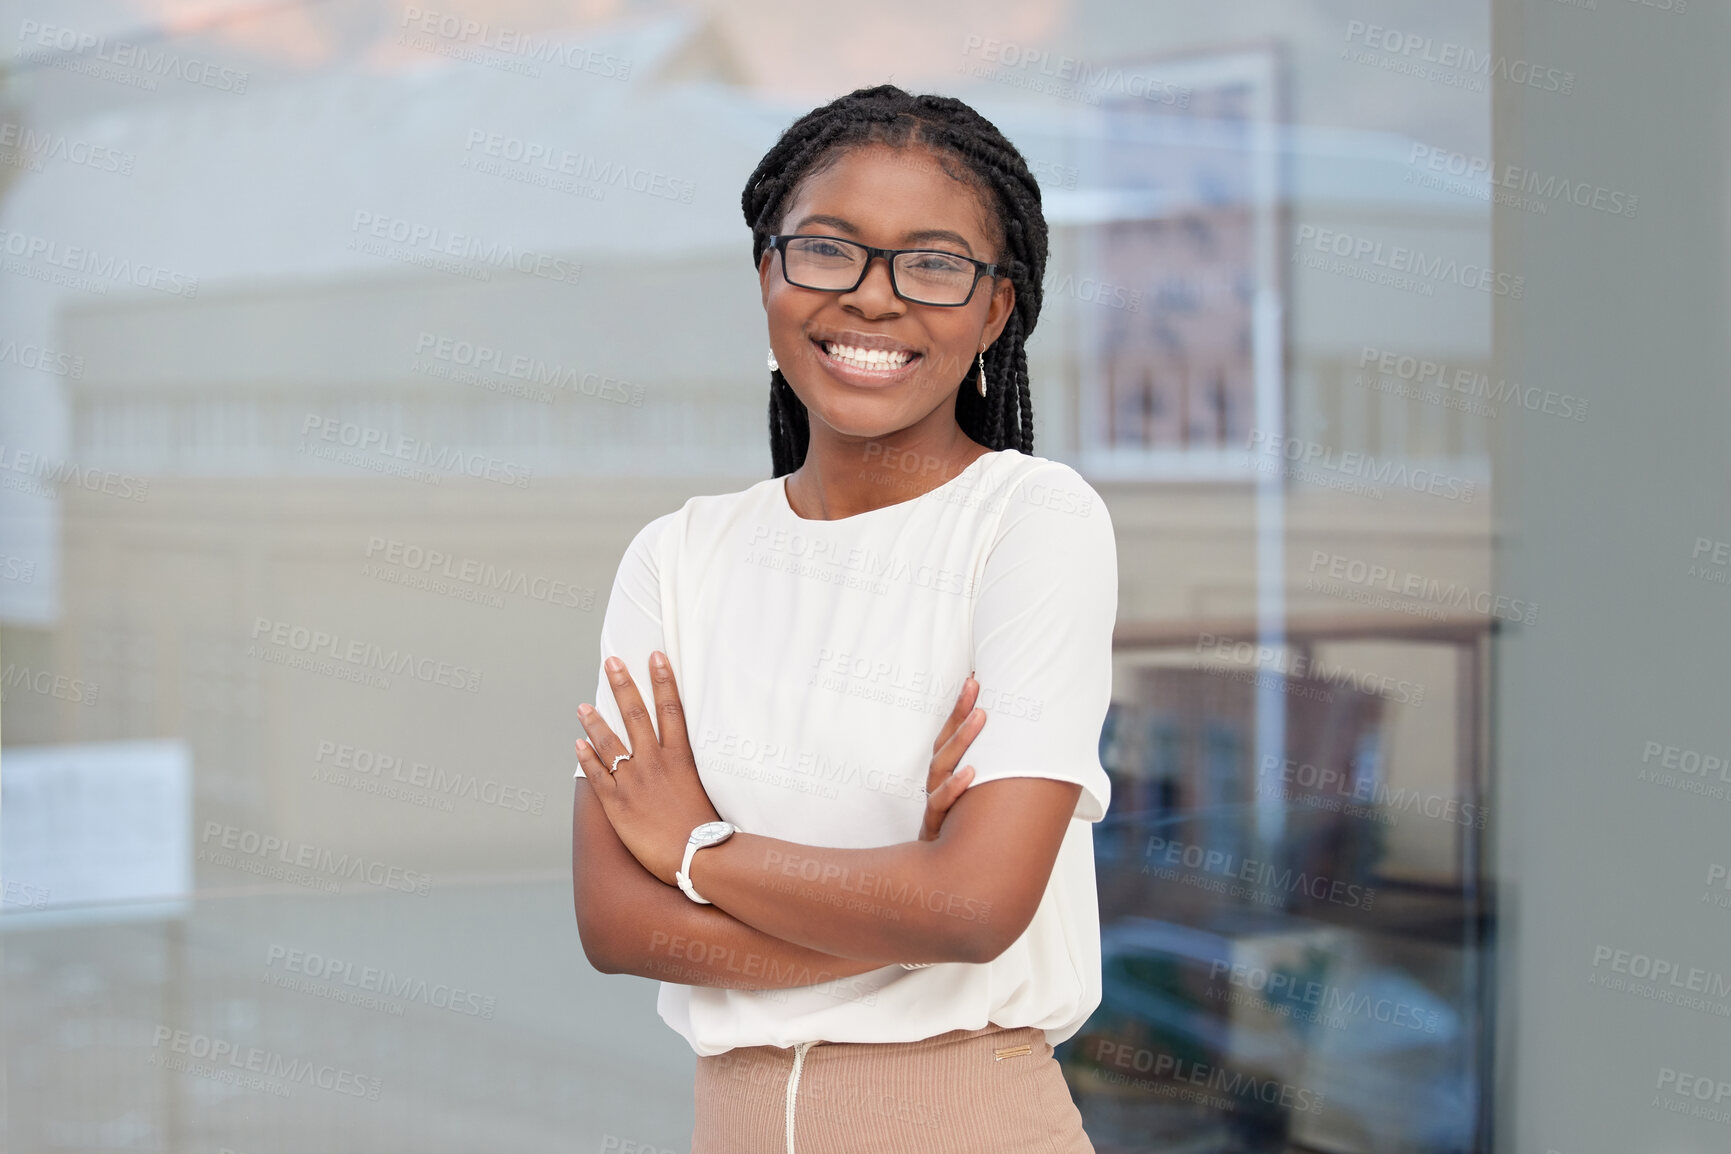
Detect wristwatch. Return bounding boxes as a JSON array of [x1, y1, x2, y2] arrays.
[[676, 821, 737, 904]]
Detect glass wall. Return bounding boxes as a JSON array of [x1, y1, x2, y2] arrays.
[[2, 2, 1723, 1152]]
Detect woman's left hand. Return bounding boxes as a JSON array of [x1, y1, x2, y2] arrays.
[[576, 651, 722, 887]]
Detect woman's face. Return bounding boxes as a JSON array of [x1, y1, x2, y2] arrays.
[[758, 142, 1016, 445]]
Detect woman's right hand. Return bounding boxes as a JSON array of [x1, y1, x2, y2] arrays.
[[920, 673, 986, 842]]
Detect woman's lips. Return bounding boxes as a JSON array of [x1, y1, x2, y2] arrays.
[[811, 339, 923, 387]]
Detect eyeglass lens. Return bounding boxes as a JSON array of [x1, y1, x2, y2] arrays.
[[782, 237, 979, 306]]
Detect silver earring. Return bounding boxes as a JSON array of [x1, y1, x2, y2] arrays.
[[767, 347, 779, 372], [976, 350, 988, 397]]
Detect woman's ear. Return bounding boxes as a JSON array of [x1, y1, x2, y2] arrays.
[[982, 276, 1016, 348]]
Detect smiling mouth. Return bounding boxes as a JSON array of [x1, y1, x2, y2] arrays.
[[815, 339, 921, 372]]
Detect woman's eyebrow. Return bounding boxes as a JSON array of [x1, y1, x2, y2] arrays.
[[791, 213, 976, 256]]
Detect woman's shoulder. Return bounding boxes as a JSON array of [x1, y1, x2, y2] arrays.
[[971, 450, 1110, 526]]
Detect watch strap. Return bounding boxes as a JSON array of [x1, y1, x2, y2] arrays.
[[676, 837, 711, 904]]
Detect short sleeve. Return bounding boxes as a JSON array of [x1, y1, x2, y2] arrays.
[[960, 462, 1117, 823], [576, 512, 674, 779]]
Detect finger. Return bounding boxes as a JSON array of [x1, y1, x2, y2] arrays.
[[575, 736, 614, 793], [927, 705, 986, 793], [601, 657, 659, 754], [647, 651, 693, 762], [930, 675, 980, 757], [921, 766, 975, 840], [577, 704, 630, 776]]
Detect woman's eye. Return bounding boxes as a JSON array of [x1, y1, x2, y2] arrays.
[[798, 240, 849, 258], [909, 254, 968, 272]]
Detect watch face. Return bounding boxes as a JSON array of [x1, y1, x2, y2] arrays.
[[692, 821, 735, 845]]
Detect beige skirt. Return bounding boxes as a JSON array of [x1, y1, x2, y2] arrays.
[[692, 1023, 1096, 1154]]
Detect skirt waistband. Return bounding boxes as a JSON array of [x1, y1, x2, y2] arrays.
[[691, 1024, 1095, 1154], [703, 1022, 1030, 1065]]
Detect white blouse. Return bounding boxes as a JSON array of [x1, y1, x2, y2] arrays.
[[581, 448, 1118, 1056]]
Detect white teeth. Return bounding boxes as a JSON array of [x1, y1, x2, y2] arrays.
[[822, 341, 914, 370]]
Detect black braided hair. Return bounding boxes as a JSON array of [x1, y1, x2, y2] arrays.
[[740, 85, 1049, 477]]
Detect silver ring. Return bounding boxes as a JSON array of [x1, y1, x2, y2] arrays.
[[609, 752, 631, 774]]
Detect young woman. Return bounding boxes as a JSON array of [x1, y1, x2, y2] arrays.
[[571, 85, 1117, 1154]]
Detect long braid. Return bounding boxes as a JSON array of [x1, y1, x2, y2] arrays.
[[742, 85, 1049, 476]]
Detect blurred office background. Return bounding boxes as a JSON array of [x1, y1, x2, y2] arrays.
[[2, 2, 1726, 1152]]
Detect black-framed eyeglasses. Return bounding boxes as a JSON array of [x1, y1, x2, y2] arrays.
[[766, 234, 1001, 308]]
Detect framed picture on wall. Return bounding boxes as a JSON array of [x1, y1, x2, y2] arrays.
[[1069, 46, 1284, 480]]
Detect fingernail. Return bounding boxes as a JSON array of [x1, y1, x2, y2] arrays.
[[605, 656, 623, 673], [650, 651, 667, 670], [578, 704, 593, 717]]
